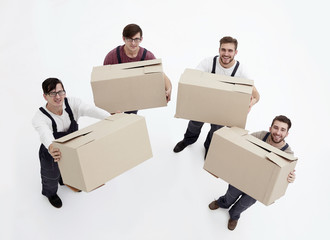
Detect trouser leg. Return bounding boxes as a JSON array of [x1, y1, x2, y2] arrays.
[[41, 171, 60, 197], [39, 145, 60, 198], [204, 124, 223, 151], [216, 184, 243, 209], [183, 120, 204, 144], [228, 193, 256, 220]]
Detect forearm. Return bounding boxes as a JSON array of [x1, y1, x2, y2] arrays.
[[164, 73, 172, 91], [252, 86, 260, 104]]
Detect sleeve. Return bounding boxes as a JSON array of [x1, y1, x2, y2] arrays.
[[103, 48, 118, 65], [250, 131, 267, 140], [235, 63, 250, 79], [145, 49, 156, 60], [195, 57, 212, 73], [69, 97, 110, 120], [32, 110, 55, 149], [284, 145, 294, 155]]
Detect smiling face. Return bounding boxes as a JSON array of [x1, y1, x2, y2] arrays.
[[269, 120, 289, 144], [43, 83, 66, 111], [218, 43, 237, 68]]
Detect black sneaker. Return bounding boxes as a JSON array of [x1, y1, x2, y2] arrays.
[[48, 194, 62, 208], [173, 140, 188, 153]]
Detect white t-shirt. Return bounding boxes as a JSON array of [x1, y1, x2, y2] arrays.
[[32, 97, 109, 149], [196, 56, 248, 79]]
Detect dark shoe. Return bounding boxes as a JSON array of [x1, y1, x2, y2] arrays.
[[208, 200, 220, 210], [228, 219, 238, 231], [173, 140, 188, 153], [48, 194, 62, 208]]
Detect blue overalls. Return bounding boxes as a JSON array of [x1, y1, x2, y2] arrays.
[[38, 98, 78, 197], [183, 56, 240, 152], [116, 45, 148, 115], [216, 132, 290, 220]]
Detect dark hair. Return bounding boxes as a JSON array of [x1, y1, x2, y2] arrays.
[[271, 115, 292, 130], [122, 24, 143, 38], [220, 36, 238, 50], [42, 78, 65, 94]]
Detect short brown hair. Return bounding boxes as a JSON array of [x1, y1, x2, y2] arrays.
[[220, 36, 238, 50], [122, 24, 143, 38], [271, 115, 292, 130]]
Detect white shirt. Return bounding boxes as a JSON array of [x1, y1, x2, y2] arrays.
[[32, 97, 109, 149], [196, 56, 248, 78]]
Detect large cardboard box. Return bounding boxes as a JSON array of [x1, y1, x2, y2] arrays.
[[52, 113, 153, 192], [175, 68, 254, 128], [91, 59, 167, 113], [204, 127, 298, 205]]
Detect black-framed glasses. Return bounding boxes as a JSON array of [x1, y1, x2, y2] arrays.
[[48, 90, 66, 97], [125, 37, 141, 43]]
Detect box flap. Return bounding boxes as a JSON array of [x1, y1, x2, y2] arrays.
[[244, 134, 298, 161], [217, 76, 254, 86], [53, 129, 93, 143], [232, 84, 253, 94], [108, 59, 162, 71], [265, 152, 288, 167], [91, 59, 162, 82], [181, 68, 253, 89], [144, 65, 163, 74], [230, 127, 249, 136]]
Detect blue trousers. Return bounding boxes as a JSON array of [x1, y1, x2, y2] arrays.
[[216, 185, 257, 220], [183, 120, 223, 151]]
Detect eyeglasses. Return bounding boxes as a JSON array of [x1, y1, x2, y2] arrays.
[[47, 90, 66, 97], [125, 37, 141, 43]]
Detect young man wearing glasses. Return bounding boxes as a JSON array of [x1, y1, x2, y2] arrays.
[[103, 24, 172, 113], [32, 78, 109, 208]]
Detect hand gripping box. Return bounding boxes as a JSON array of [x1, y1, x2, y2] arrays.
[[91, 59, 167, 113], [204, 127, 298, 205], [175, 68, 253, 128], [52, 113, 153, 192]]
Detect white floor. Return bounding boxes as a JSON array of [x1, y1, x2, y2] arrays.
[[2, 0, 330, 239]]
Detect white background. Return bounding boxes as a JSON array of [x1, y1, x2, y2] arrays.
[[1, 0, 330, 239]]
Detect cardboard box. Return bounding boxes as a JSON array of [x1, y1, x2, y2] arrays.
[[91, 59, 167, 113], [52, 113, 153, 192], [175, 68, 253, 128], [204, 127, 298, 205]]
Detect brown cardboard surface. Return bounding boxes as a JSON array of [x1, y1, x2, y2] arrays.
[[53, 113, 153, 192], [175, 69, 254, 128], [204, 127, 297, 206], [91, 59, 167, 113]]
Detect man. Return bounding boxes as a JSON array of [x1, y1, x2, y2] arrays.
[[32, 78, 109, 208], [103, 23, 172, 114], [173, 36, 260, 157], [208, 115, 296, 230]]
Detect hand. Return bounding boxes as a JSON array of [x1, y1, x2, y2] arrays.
[[248, 96, 256, 113], [111, 111, 122, 115], [48, 144, 61, 162], [287, 170, 296, 183], [165, 88, 171, 103]]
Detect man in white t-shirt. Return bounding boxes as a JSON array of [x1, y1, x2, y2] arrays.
[[32, 78, 109, 208], [173, 36, 260, 158]]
